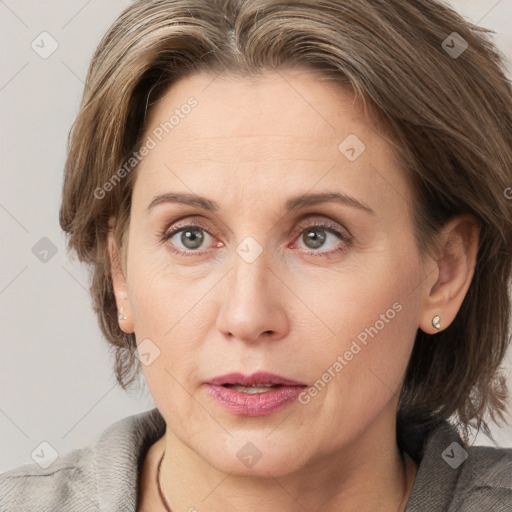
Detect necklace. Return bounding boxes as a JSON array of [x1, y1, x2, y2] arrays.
[[156, 449, 415, 512], [156, 450, 172, 512], [157, 450, 173, 512]]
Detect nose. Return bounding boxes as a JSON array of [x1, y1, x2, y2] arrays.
[[215, 247, 289, 344]]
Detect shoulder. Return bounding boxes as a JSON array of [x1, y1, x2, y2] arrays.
[[467, 444, 512, 485], [403, 418, 512, 512], [0, 407, 165, 512], [452, 444, 512, 511], [0, 446, 97, 512]]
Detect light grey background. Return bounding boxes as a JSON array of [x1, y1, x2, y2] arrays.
[[1, 0, 511, 473]]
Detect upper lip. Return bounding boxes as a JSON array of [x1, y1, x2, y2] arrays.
[[207, 371, 307, 387]]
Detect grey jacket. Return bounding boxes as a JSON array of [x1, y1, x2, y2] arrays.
[[1, 407, 511, 511]]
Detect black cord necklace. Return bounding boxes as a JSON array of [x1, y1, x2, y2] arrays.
[[156, 450, 173, 512]]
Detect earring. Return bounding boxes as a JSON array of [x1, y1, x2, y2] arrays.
[[118, 307, 127, 321], [432, 315, 441, 330]]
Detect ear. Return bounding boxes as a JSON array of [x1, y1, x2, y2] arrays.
[[418, 215, 479, 334], [107, 215, 134, 334]]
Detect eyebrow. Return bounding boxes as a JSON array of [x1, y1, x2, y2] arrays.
[[146, 191, 375, 215]]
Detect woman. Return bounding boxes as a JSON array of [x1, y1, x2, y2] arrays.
[[1, 0, 511, 510]]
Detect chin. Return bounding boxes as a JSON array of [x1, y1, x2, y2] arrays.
[[200, 436, 310, 478]]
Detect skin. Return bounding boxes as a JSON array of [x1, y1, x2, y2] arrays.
[[108, 68, 478, 512]]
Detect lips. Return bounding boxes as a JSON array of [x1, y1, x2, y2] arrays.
[[207, 371, 307, 387], [205, 372, 308, 416]]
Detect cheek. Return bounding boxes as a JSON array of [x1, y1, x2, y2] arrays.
[[127, 249, 218, 410], [295, 250, 422, 421], [133, 278, 211, 437], [127, 243, 208, 342]]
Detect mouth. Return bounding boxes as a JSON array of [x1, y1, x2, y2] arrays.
[[205, 372, 308, 416]]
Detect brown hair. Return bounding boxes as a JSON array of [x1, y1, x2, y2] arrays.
[[59, 0, 512, 441]]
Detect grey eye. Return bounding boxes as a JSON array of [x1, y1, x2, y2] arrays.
[[178, 228, 205, 249], [302, 228, 327, 249]]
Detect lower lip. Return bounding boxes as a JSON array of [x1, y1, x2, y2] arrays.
[[206, 384, 306, 416]]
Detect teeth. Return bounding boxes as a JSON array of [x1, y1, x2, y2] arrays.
[[229, 384, 278, 394]]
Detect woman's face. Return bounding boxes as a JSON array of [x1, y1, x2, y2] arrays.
[[115, 68, 432, 476]]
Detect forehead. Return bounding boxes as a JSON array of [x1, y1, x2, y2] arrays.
[[142, 69, 369, 157], [132, 68, 410, 215]]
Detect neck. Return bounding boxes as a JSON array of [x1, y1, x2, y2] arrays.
[[153, 411, 417, 512]]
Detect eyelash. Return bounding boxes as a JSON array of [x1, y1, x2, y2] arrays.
[[160, 220, 352, 258]]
